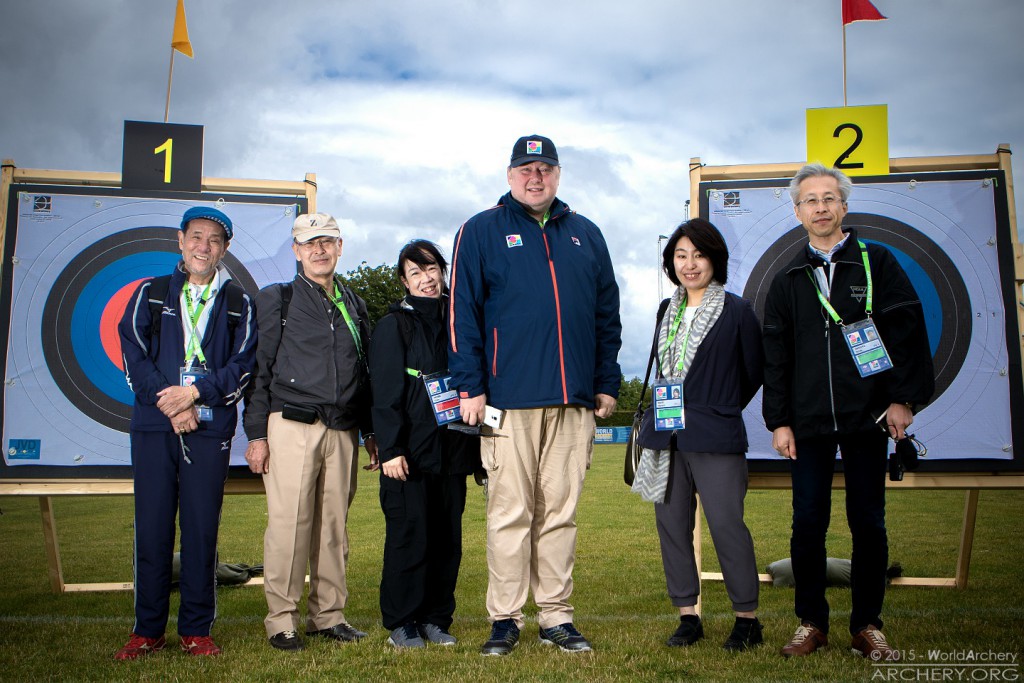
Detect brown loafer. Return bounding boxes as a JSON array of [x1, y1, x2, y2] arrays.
[[781, 623, 828, 657], [851, 625, 893, 659]]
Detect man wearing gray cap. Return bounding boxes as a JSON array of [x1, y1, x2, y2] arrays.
[[449, 135, 622, 655], [244, 212, 377, 652]]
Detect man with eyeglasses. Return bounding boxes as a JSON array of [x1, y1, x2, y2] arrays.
[[244, 212, 377, 652], [449, 135, 622, 655], [762, 163, 934, 659]]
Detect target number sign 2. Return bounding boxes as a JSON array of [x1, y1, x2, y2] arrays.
[[806, 105, 889, 176], [121, 120, 203, 192]]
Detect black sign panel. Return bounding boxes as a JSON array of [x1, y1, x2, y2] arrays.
[[122, 120, 203, 192]]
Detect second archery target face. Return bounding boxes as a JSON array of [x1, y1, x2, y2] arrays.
[[704, 171, 1017, 463]]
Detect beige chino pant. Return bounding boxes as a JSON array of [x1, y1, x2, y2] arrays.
[[483, 406, 594, 629], [262, 413, 359, 636]]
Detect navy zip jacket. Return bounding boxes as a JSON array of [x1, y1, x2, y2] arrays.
[[448, 191, 622, 409], [762, 229, 935, 439], [656, 292, 764, 454], [119, 262, 257, 438]]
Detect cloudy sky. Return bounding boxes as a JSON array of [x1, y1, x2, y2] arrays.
[[2, 0, 1021, 378]]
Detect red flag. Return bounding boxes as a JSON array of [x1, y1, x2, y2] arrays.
[[843, 0, 886, 25]]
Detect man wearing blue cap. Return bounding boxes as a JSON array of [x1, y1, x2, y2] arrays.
[[115, 206, 257, 660]]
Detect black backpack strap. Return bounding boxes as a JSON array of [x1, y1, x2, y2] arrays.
[[636, 298, 671, 414], [146, 274, 173, 337], [149, 274, 247, 340], [279, 282, 292, 329]]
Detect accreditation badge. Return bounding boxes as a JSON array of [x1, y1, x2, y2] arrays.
[[422, 371, 462, 426], [841, 318, 893, 378], [180, 367, 213, 421], [653, 378, 685, 431]]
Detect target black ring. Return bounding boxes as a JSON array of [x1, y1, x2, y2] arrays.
[[40, 227, 258, 432], [741, 213, 971, 402]]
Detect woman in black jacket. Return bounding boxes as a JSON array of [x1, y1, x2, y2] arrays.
[[368, 240, 479, 649], [631, 219, 765, 651]]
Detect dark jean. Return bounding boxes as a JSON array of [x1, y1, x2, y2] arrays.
[[790, 429, 888, 636]]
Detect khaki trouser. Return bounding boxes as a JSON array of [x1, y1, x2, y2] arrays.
[[483, 406, 594, 629], [262, 413, 359, 636]]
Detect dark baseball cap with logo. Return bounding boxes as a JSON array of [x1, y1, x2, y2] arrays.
[[510, 135, 559, 167]]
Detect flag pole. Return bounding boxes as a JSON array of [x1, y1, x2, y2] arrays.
[[843, 20, 851, 107], [164, 47, 175, 123]]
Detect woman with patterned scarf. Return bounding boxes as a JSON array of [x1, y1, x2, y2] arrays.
[[631, 218, 765, 652]]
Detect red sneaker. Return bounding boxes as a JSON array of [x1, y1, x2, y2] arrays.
[[114, 633, 166, 660], [180, 635, 222, 656]]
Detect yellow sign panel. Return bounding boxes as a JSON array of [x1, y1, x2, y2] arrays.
[[806, 105, 889, 176]]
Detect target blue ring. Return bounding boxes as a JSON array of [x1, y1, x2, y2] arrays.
[[862, 240, 942, 355], [70, 252, 181, 404]]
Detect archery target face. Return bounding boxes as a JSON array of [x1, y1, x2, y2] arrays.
[[706, 173, 1014, 461], [3, 191, 299, 468]]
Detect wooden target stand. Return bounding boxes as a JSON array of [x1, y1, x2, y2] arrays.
[[686, 145, 1024, 607], [0, 159, 316, 593]]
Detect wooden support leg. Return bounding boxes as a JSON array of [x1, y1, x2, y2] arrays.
[[955, 489, 980, 590], [38, 496, 66, 594]]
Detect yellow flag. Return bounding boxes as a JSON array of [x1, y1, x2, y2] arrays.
[[171, 0, 193, 58]]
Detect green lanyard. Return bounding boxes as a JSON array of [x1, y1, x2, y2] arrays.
[[661, 295, 694, 374], [182, 280, 213, 366], [806, 240, 873, 326], [330, 281, 364, 360]]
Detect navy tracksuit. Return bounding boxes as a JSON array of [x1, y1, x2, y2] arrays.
[[118, 263, 256, 637]]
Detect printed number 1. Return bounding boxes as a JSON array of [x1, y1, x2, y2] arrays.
[[154, 138, 173, 184]]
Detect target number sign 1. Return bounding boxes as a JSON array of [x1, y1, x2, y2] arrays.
[[806, 105, 889, 176], [121, 120, 203, 192]]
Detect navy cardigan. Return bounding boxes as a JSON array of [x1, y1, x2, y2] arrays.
[[656, 292, 764, 454]]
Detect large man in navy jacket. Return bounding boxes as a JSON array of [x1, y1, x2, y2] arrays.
[[115, 206, 256, 660], [449, 135, 622, 655]]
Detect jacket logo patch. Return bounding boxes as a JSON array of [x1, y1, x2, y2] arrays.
[[220, 440, 231, 451], [506, 234, 523, 248], [162, 306, 177, 317], [849, 285, 867, 302], [571, 236, 581, 246]]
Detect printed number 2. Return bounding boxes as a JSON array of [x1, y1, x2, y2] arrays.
[[154, 137, 173, 184], [833, 123, 864, 170]]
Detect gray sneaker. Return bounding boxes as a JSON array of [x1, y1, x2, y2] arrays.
[[419, 623, 457, 645], [388, 623, 426, 649]]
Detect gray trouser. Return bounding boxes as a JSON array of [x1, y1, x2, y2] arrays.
[[654, 450, 759, 612]]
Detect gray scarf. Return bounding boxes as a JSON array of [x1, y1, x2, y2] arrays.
[[631, 282, 726, 503]]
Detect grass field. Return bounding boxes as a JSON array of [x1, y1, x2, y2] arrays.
[[1, 444, 1022, 682]]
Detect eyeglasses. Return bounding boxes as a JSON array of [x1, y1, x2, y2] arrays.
[[297, 237, 339, 251], [796, 196, 844, 209]]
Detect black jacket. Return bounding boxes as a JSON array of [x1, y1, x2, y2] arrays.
[[369, 294, 479, 476], [762, 229, 935, 439], [655, 292, 764, 454], [243, 273, 372, 440]]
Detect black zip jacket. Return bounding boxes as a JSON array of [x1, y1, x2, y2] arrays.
[[243, 273, 371, 440], [762, 229, 935, 439], [369, 294, 480, 475]]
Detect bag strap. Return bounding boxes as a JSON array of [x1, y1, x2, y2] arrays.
[[635, 297, 671, 415]]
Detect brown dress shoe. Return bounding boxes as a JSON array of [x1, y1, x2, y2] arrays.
[[780, 623, 827, 657], [851, 625, 893, 659]]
